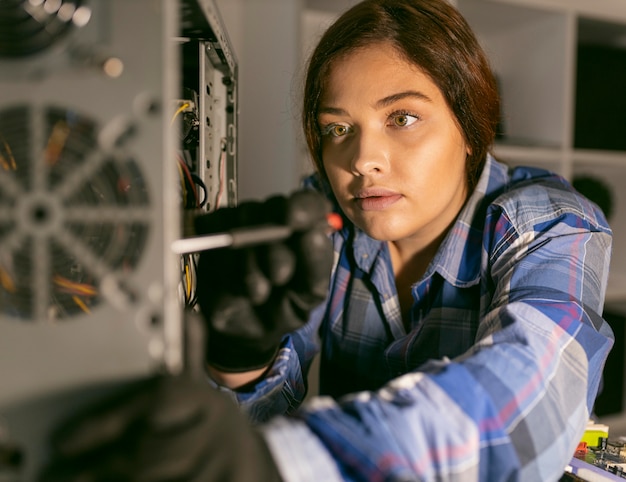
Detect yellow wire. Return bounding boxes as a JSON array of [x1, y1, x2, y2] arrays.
[[185, 262, 191, 300], [176, 161, 187, 204], [0, 266, 15, 293], [72, 295, 91, 314], [0, 137, 16, 171], [45, 120, 70, 166], [170, 102, 190, 126], [53, 275, 97, 296]]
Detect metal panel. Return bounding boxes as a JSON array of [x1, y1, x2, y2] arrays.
[[0, 1, 186, 478]]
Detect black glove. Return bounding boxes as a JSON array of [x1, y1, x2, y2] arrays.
[[195, 189, 334, 373], [38, 312, 283, 482]]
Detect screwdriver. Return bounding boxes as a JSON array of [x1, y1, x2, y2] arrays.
[[171, 212, 343, 254]]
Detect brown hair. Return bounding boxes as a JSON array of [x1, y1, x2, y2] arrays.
[[302, 0, 500, 192]]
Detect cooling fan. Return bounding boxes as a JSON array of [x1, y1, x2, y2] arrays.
[[0, 0, 184, 391], [0, 0, 92, 59], [0, 105, 151, 321], [0, 1, 184, 478]]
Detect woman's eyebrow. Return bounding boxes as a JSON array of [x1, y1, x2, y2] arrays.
[[318, 90, 432, 117], [375, 90, 433, 108], [318, 106, 346, 116]]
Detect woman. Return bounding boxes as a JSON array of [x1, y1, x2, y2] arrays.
[[43, 0, 614, 480]]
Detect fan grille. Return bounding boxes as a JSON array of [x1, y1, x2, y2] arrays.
[[0, 105, 151, 321], [0, 0, 90, 58]]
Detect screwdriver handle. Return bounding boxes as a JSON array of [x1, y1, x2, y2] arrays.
[[171, 213, 342, 254]]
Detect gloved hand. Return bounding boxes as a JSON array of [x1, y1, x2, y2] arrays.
[[38, 312, 283, 482], [194, 189, 335, 373]]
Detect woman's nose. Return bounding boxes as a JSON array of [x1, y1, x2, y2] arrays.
[[350, 130, 389, 176]]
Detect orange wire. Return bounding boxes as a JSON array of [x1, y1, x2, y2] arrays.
[[53, 275, 97, 297]]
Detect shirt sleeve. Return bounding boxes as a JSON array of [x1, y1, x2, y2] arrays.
[[209, 301, 326, 423], [260, 182, 614, 481]]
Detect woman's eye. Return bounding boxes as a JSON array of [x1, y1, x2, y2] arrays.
[[322, 124, 350, 137], [390, 113, 419, 127]]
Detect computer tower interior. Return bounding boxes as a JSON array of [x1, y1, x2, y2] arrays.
[[0, 0, 237, 478]]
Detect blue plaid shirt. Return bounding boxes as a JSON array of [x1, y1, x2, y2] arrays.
[[220, 155, 614, 481]]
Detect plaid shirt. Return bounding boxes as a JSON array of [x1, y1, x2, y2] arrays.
[[224, 155, 614, 481]]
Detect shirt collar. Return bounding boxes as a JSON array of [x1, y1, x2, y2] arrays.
[[427, 154, 509, 287], [308, 154, 510, 286]]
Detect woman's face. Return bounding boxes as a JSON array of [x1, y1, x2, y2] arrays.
[[319, 42, 469, 250]]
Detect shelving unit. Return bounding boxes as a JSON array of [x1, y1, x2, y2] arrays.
[[452, 0, 626, 303]]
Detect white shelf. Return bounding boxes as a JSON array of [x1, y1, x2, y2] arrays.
[[454, 0, 626, 301], [573, 150, 626, 168], [458, 0, 571, 150]]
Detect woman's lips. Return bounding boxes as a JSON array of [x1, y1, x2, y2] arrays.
[[353, 189, 402, 211]]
